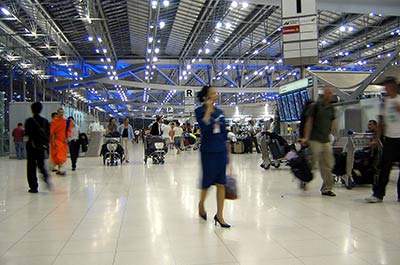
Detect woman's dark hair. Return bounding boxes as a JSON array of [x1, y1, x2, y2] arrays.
[[197, 85, 211, 103], [67, 116, 74, 121], [124, 117, 129, 122], [109, 118, 115, 124]]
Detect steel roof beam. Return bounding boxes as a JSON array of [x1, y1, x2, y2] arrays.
[[320, 17, 397, 57], [213, 5, 277, 59], [318, 13, 363, 37], [23, 0, 83, 60], [94, 0, 118, 63], [350, 45, 400, 100], [98, 78, 275, 93], [179, 0, 222, 59]]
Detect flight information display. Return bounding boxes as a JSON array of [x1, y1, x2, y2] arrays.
[[287, 94, 298, 120], [300, 89, 309, 106], [276, 78, 313, 122], [276, 97, 286, 122], [281, 95, 292, 122], [294, 92, 303, 118]]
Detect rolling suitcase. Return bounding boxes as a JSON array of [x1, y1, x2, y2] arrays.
[[233, 141, 245, 154]]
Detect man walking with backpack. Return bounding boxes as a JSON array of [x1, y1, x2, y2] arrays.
[[365, 77, 400, 203], [24, 102, 51, 193], [302, 86, 337, 197]]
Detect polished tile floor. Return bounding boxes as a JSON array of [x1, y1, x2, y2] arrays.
[[0, 144, 399, 265]]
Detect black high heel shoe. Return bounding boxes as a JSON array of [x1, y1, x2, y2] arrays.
[[199, 212, 207, 221], [198, 204, 207, 221], [214, 215, 231, 228]]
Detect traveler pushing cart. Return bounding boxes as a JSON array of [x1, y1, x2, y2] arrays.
[[143, 135, 168, 164]]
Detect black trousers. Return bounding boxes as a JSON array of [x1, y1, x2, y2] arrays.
[[69, 140, 80, 169], [26, 143, 49, 191], [373, 137, 400, 200]]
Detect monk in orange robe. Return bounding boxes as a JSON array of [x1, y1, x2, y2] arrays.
[[50, 108, 72, 175]]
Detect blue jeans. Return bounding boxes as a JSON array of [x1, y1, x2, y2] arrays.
[[15, 141, 25, 159]]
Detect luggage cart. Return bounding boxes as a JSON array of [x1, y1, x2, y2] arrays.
[[341, 133, 374, 189]]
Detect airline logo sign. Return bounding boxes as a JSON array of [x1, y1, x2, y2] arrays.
[[283, 18, 300, 34]]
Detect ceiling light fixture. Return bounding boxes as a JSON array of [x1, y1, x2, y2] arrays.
[[216, 21, 222, 29], [163, 0, 170, 7], [159, 21, 166, 29], [1, 7, 11, 16]]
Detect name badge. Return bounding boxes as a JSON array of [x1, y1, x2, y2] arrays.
[[213, 123, 221, 134]]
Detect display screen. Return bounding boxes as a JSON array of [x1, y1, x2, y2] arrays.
[[276, 97, 286, 122], [294, 92, 303, 118], [300, 90, 309, 106], [287, 94, 298, 120], [281, 95, 292, 122]]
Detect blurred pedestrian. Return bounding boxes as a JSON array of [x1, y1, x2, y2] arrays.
[[12, 122, 25, 159], [24, 102, 51, 193], [195, 85, 231, 228]]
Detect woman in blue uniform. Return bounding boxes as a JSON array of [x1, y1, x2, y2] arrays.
[[195, 85, 231, 228]]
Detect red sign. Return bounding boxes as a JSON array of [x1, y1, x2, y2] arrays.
[[283, 25, 300, 34]]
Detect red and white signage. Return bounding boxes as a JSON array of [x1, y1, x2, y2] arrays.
[[283, 25, 300, 34]]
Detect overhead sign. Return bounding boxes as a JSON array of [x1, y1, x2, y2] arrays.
[[279, 77, 313, 94], [281, 0, 319, 66], [184, 89, 195, 113]]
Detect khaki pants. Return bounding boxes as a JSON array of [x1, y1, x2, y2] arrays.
[[309, 140, 334, 193], [260, 135, 271, 166], [122, 138, 130, 161]]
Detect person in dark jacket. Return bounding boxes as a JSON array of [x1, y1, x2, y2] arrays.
[[150, 116, 163, 136], [24, 102, 51, 193], [195, 85, 231, 228]]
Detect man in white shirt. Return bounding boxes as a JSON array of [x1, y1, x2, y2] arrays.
[[67, 117, 80, 171], [161, 123, 172, 149], [366, 77, 400, 203]]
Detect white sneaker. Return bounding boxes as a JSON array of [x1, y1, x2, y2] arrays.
[[365, 195, 382, 203]]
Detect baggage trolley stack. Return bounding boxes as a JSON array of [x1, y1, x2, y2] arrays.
[[265, 132, 291, 169], [100, 136, 124, 166], [143, 135, 168, 164], [336, 133, 376, 189]]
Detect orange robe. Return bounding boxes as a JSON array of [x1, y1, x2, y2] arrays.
[[50, 117, 72, 165]]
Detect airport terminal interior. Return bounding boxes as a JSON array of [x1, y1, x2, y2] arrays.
[[0, 0, 400, 264]]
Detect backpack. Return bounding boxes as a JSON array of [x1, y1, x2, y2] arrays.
[[299, 101, 315, 138], [31, 118, 50, 151]]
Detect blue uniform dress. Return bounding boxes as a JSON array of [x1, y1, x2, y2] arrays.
[[195, 105, 228, 189]]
